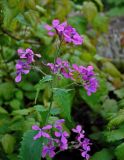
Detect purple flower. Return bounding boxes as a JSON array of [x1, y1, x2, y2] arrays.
[[72, 125, 85, 142], [55, 130, 69, 144], [15, 60, 30, 83], [72, 125, 91, 160], [45, 19, 83, 45], [42, 142, 56, 158], [54, 119, 69, 150], [17, 48, 34, 64], [84, 77, 98, 96], [32, 124, 52, 140], [80, 138, 91, 160], [45, 19, 67, 37], [81, 150, 90, 160], [63, 26, 83, 45], [54, 119, 65, 129], [47, 59, 98, 96]]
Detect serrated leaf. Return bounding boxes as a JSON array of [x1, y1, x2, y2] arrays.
[[53, 88, 74, 121], [34, 105, 48, 112], [108, 109, 124, 128], [19, 130, 42, 160], [90, 148, 113, 160], [104, 128, 124, 142], [115, 143, 124, 160]]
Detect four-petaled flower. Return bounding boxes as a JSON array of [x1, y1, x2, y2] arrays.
[[32, 124, 52, 140], [54, 119, 69, 150], [17, 48, 35, 64], [42, 142, 56, 158], [72, 125, 85, 142], [15, 60, 30, 83]]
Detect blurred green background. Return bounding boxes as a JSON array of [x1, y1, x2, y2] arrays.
[[0, 0, 124, 159]]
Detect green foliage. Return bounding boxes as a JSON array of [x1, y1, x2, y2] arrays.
[[53, 88, 74, 121], [106, 0, 124, 16], [90, 148, 113, 160], [0, 0, 124, 159], [82, 1, 98, 22], [115, 143, 124, 160], [108, 109, 124, 129], [1, 134, 16, 154], [19, 130, 42, 160], [104, 127, 124, 142]]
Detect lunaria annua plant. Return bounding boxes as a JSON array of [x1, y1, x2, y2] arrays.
[[16, 19, 99, 160]]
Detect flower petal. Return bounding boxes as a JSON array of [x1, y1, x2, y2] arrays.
[[32, 125, 40, 130], [15, 73, 21, 83], [42, 125, 52, 130]]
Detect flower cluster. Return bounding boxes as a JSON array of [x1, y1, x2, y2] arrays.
[[32, 119, 69, 158], [45, 19, 83, 45], [72, 125, 91, 160], [32, 121, 91, 160], [47, 58, 98, 96], [15, 48, 41, 83]]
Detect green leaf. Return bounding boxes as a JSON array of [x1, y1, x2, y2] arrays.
[[18, 82, 34, 91], [93, 14, 108, 32], [0, 82, 14, 100], [90, 148, 113, 160], [108, 109, 124, 128], [1, 134, 16, 154], [10, 99, 21, 110], [80, 78, 108, 111], [0, 107, 8, 114], [104, 128, 124, 142], [53, 88, 74, 121], [15, 90, 23, 100], [101, 99, 118, 119], [19, 130, 42, 160], [35, 75, 53, 104], [103, 62, 121, 78], [34, 105, 48, 112], [115, 143, 124, 160], [114, 88, 124, 99], [107, 7, 124, 17], [11, 108, 34, 116], [82, 1, 97, 22], [50, 108, 61, 115], [94, 0, 103, 11]]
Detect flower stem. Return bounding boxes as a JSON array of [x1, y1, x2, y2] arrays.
[[44, 82, 53, 125], [54, 39, 63, 63]]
